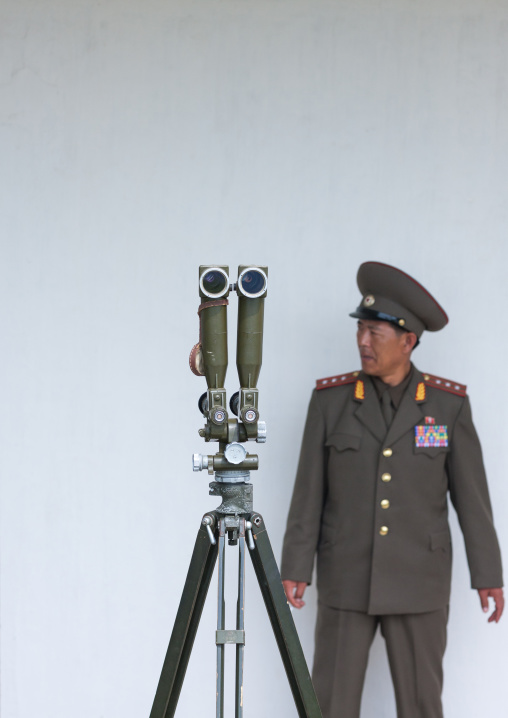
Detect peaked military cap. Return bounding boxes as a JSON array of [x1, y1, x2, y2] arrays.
[[350, 261, 448, 338]]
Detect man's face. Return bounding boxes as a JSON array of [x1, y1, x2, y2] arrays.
[[356, 319, 413, 378]]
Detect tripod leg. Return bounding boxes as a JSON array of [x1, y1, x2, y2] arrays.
[[247, 514, 323, 718], [150, 514, 219, 718], [216, 531, 226, 718], [235, 531, 246, 718]]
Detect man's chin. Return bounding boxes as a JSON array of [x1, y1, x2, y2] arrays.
[[361, 361, 379, 376]]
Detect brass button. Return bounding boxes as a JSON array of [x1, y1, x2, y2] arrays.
[[379, 526, 389, 536], [424, 374, 430, 381], [383, 448, 393, 457], [381, 499, 390, 509], [381, 473, 392, 482]]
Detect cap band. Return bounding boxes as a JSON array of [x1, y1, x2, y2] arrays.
[[350, 307, 404, 325], [350, 307, 422, 347]]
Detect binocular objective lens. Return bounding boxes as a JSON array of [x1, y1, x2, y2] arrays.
[[239, 270, 266, 297], [202, 270, 227, 296]]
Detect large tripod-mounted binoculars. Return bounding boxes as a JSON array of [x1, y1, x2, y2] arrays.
[[190, 265, 268, 483], [149, 265, 322, 718]]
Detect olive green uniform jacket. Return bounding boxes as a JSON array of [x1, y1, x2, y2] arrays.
[[280, 367, 503, 615]]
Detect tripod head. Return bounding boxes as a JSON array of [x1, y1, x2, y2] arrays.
[[190, 265, 268, 486]]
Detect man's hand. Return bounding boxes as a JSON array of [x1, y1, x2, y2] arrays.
[[478, 588, 505, 623], [282, 580, 307, 608]]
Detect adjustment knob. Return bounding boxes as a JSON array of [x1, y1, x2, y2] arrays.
[[256, 421, 267, 443], [192, 454, 209, 472], [229, 392, 240, 417], [224, 442, 247, 465], [198, 392, 209, 416], [241, 407, 259, 423], [211, 407, 227, 425]]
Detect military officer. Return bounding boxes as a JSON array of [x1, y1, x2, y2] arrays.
[[280, 261, 504, 718]]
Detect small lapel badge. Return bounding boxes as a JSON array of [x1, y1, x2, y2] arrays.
[[425, 417, 435, 424]]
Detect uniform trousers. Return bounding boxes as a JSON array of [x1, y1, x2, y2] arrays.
[[312, 602, 448, 718]]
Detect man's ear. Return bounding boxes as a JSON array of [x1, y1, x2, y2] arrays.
[[403, 332, 418, 353]]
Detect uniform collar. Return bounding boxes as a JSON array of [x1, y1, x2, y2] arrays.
[[371, 364, 415, 410], [354, 367, 426, 444]]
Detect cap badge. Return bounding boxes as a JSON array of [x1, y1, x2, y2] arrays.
[[362, 294, 375, 307]]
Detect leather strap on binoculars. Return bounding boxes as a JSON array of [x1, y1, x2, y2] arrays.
[[197, 298, 229, 314]]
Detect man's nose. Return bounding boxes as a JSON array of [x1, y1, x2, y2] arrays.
[[358, 330, 370, 347]]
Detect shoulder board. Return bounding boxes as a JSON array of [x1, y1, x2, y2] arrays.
[[316, 371, 361, 391], [423, 373, 467, 397]]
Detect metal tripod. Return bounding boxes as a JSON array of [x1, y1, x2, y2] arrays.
[[149, 481, 322, 718]]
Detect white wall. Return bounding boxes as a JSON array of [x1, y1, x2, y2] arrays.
[[2, 1, 508, 716]]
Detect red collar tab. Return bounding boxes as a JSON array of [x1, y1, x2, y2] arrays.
[[423, 373, 467, 397], [316, 371, 361, 391]]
